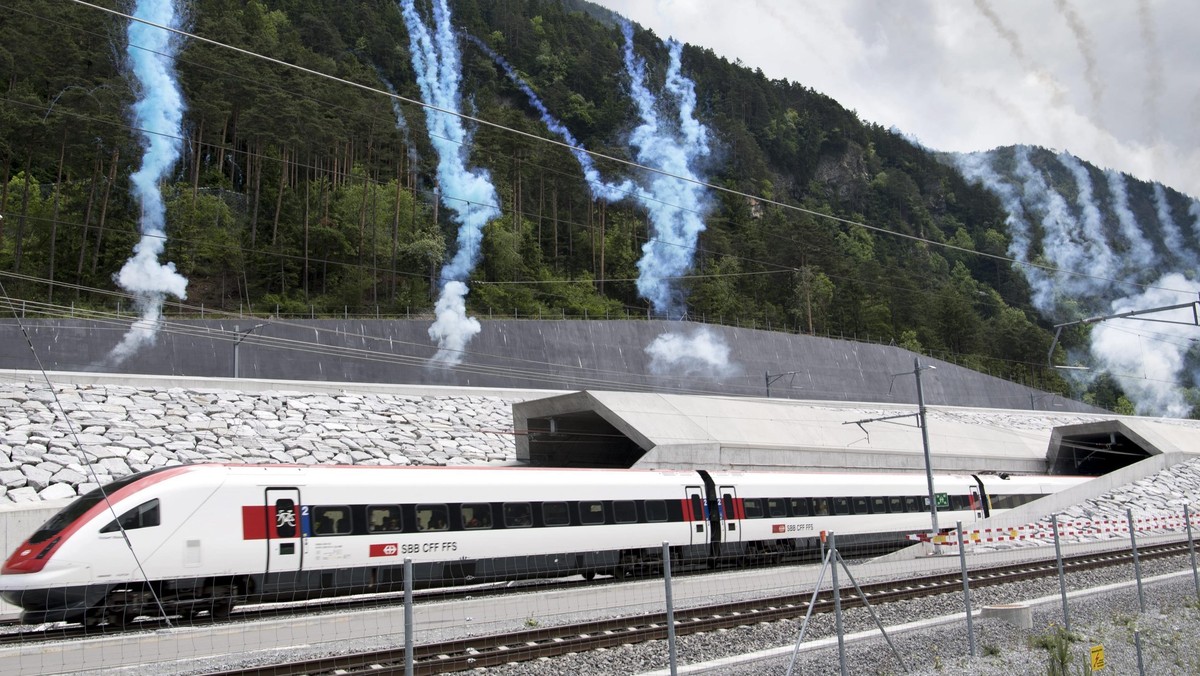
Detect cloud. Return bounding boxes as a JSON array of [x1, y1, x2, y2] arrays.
[[594, 0, 1200, 198]]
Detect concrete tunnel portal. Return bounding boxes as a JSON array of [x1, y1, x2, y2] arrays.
[[515, 392, 1191, 476]]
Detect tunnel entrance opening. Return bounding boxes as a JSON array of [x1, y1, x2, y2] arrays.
[[1047, 428, 1154, 476], [524, 411, 646, 468]]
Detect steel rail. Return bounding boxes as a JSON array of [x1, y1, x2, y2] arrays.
[[196, 540, 1193, 675]]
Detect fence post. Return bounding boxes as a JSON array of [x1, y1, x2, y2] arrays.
[[957, 521, 975, 657], [662, 542, 678, 676], [1052, 514, 1071, 633], [829, 533, 848, 676], [1187, 505, 1200, 601], [1134, 630, 1146, 676], [404, 557, 414, 676], [1127, 508, 1145, 613]]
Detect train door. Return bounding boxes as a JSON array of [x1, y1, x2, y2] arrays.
[[265, 488, 303, 574], [969, 485, 985, 521], [685, 486, 709, 547], [719, 486, 741, 547]]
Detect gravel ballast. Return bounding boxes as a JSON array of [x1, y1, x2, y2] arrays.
[[453, 559, 1200, 676]]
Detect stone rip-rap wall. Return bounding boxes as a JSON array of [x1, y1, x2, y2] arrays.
[[0, 382, 523, 504], [944, 458, 1200, 552]]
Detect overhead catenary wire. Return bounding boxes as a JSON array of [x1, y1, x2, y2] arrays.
[[3, 1, 1173, 413], [0, 268, 1132, 397], [4, 1, 1180, 322], [0, 269, 1150, 410], [56, 0, 1200, 301], [0, 276, 174, 626], [0, 78, 1167, 355]]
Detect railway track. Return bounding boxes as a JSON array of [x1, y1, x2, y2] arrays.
[[198, 539, 1194, 676], [0, 575, 598, 646], [0, 546, 834, 645]]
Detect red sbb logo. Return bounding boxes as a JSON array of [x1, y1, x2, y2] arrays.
[[771, 524, 787, 534], [370, 543, 399, 557]]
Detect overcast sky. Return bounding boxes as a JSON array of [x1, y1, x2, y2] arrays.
[[594, 0, 1200, 199]]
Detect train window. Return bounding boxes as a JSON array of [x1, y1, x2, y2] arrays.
[[789, 498, 811, 517], [812, 498, 831, 516], [613, 501, 637, 524], [369, 506, 402, 533], [461, 503, 492, 530], [312, 506, 351, 535], [871, 497, 888, 514], [503, 503, 533, 528], [833, 497, 850, 515], [743, 499, 763, 518], [644, 500, 667, 522], [579, 501, 606, 525], [903, 496, 921, 513], [543, 501, 570, 526], [850, 497, 869, 514], [416, 504, 449, 532], [99, 499, 160, 533], [767, 498, 787, 518], [949, 495, 968, 511], [33, 474, 149, 543], [888, 497, 904, 513]]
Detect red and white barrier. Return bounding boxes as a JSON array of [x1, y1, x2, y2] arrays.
[[907, 513, 1194, 547]]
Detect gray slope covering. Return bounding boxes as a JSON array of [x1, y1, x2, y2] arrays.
[[0, 319, 1101, 412]]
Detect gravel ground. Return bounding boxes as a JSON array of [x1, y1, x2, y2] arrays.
[[31, 553, 1198, 675], [453, 556, 1200, 676]]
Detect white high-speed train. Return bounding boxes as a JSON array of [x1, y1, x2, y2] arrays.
[[0, 464, 1085, 625]]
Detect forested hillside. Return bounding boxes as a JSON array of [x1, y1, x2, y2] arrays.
[[2, 0, 1187, 414]]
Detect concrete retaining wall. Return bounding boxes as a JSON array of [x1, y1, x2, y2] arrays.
[[0, 319, 1099, 411]]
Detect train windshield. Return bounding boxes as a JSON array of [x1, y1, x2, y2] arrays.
[[26, 473, 149, 544]]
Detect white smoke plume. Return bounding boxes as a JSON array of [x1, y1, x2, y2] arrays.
[[1090, 272, 1200, 417], [400, 0, 501, 367], [1152, 183, 1191, 269], [645, 328, 735, 377], [1105, 169, 1157, 273], [956, 145, 1200, 415], [1052, 0, 1104, 121], [426, 280, 480, 367], [108, 0, 189, 365], [971, 0, 1068, 109], [1191, 199, 1200, 241], [1057, 152, 1119, 282]]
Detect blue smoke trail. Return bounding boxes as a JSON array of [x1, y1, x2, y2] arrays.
[[400, 0, 501, 366], [464, 34, 633, 202], [379, 75, 418, 164], [108, 0, 189, 365], [621, 22, 712, 320], [468, 24, 712, 320], [470, 23, 731, 374]]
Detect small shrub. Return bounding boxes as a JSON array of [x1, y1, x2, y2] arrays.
[[1031, 625, 1090, 676]]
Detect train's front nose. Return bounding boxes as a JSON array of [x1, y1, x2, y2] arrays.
[[2, 535, 100, 623]]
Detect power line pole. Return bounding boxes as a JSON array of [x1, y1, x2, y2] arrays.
[[914, 357, 938, 534], [843, 358, 939, 534]]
